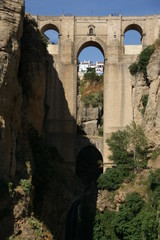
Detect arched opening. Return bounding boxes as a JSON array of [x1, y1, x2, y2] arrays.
[[41, 24, 59, 44], [123, 24, 143, 54], [89, 28, 94, 36], [76, 146, 103, 187], [77, 41, 104, 137]]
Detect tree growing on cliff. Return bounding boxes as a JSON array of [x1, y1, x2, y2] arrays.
[[98, 122, 148, 190]]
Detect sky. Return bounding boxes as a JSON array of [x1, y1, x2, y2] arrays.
[[25, 0, 160, 62]]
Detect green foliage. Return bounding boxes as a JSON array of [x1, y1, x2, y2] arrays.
[[106, 129, 130, 165], [29, 215, 44, 238], [113, 192, 158, 240], [151, 149, 160, 160], [98, 122, 148, 191], [148, 169, 160, 209], [9, 237, 19, 240], [129, 45, 155, 80], [126, 122, 148, 170], [84, 68, 103, 82], [138, 45, 155, 77], [98, 127, 103, 136], [20, 179, 32, 195], [8, 181, 13, 194], [93, 209, 118, 240], [82, 91, 103, 107], [141, 94, 149, 115], [129, 62, 139, 76], [93, 192, 158, 240], [98, 167, 124, 191]]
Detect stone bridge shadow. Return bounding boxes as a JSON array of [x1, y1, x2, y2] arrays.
[[32, 53, 103, 240]]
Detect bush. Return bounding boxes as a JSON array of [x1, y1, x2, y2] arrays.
[[138, 45, 155, 77], [98, 127, 103, 136], [29, 215, 44, 238], [20, 179, 32, 195], [151, 149, 160, 160], [84, 68, 103, 82], [98, 122, 148, 191], [129, 45, 155, 80], [82, 91, 103, 108], [141, 94, 149, 115], [93, 209, 118, 240], [93, 192, 158, 240], [129, 62, 138, 75], [98, 167, 124, 190], [148, 169, 160, 209], [113, 192, 158, 240]]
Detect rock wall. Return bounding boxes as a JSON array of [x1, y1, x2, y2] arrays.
[[144, 47, 160, 146], [0, 0, 24, 179], [132, 47, 160, 147], [77, 95, 101, 136]]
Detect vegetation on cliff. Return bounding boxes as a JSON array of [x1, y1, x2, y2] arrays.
[[129, 34, 160, 84], [98, 122, 148, 191], [93, 190, 158, 240], [93, 122, 160, 239], [78, 68, 103, 108]]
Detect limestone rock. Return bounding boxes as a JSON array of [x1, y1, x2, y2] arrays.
[[77, 95, 101, 136], [143, 47, 160, 146], [0, 0, 24, 179], [82, 120, 98, 136]]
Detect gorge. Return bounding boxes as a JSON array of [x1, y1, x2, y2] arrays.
[[1, 0, 160, 239]]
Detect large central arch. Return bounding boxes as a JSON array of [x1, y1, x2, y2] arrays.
[[77, 40, 105, 59]]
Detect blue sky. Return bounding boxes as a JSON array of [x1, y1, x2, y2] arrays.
[[25, 0, 160, 62]]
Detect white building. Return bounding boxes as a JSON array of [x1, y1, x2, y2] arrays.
[[95, 61, 104, 75], [78, 60, 104, 75], [78, 60, 92, 72]]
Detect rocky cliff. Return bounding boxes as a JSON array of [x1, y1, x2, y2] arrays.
[[132, 47, 160, 147], [0, 2, 81, 239], [0, 0, 24, 179]]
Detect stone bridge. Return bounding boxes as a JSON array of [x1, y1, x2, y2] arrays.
[[33, 14, 160, 170]]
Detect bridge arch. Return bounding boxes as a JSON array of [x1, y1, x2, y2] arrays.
[[124, 23, 143, 36], [76, 145, 103, 184], [123, 24, 143, 45], [76, 38, 106, 60], [41, 23, 59, 34]]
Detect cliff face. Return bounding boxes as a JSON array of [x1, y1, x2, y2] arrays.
[[132, 47, 160, 147], [0, 0, 24, 179], [0, 2, 81, 238], [144, 47, 160, 146]]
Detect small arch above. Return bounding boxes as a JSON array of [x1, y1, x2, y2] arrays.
[[124, 23, 143, 36], [123, 24, 143, 54], [41, 23, 59, 34], [41, 24, 59, 47]]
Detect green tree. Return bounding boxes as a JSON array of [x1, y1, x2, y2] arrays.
[[126, 122, 148, 170], [113, 192, 158, 240], [98, 122, 148, 191]]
